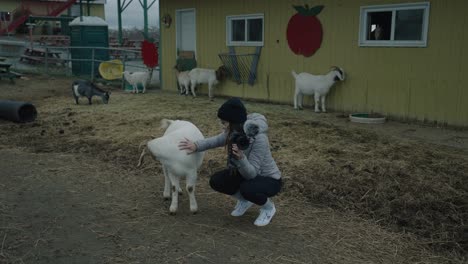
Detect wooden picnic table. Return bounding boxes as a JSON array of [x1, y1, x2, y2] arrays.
[[0, 63, 16, 84], [19, 48, 65, 66], [34, 35, 70, 46]]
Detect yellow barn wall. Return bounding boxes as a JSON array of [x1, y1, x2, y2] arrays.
[[159, 0, 468, 126], [1, 1, 105, 35], [0, 1, 17, 11]]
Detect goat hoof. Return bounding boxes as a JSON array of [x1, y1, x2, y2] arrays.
[[169, 211, 177, 215]]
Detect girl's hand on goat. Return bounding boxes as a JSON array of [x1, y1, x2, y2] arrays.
[[178, 137, 197, 154], [231, 144, 244, 160]]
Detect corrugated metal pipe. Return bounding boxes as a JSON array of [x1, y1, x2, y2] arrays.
[[0, 100, 37, 123]]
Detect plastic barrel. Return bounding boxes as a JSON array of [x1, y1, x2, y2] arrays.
[[0, 100, 37, 123]]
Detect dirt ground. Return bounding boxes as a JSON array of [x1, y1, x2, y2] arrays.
[[1, 76, 467, 264]]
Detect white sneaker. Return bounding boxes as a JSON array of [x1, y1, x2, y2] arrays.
[[231, 200, 253, 217], [254, 204, 276, 226]]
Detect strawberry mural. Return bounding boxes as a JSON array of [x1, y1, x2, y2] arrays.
[[286, 4, 324, 57], [140, 32, 159, 88], [141, 39, 158, 69]]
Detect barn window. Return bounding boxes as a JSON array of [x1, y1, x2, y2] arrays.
[[359, 2, 430, 47], [226, 14, 264, 46], [0, 11, 11, 22]]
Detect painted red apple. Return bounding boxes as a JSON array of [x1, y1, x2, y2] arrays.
[[286, 5, 324, 57]]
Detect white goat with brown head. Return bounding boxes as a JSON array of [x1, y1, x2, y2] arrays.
[[189, 65, 228, 100], [291, 66, 345, 112]]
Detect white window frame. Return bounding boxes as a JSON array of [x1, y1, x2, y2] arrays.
[[359, 2, 430, 47], [226, 14, 264, 46]]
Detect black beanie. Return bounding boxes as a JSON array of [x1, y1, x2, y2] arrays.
[[217, 97, 247, 124]]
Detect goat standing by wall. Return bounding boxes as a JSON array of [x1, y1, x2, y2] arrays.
[[72, 80, 110, 105], [189, 65, 228, 100], [174, 66, 195, 97], [291, 66, 345, 112], [137, 119, 205, 214]]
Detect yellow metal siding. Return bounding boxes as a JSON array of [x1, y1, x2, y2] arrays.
[[160, 0, 468, 126], [84, 5, 105, 18], [0, 1, 17, 11]]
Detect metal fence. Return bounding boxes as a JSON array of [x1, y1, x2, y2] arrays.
[[6, 44, 153, 89]]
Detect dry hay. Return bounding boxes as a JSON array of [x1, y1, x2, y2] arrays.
[[0, 76, 467, 261], [272, 119, 468, 254]]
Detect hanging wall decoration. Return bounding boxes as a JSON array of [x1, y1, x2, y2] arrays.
[[162, 13, 172, 28], [286, 4, 324, 57]]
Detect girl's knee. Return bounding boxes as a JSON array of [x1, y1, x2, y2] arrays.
[[209, 170, 238, 195], [209, 175, 221, 191]]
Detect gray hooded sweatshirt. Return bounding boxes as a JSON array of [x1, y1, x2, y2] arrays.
[[195, 113, 281, 180]]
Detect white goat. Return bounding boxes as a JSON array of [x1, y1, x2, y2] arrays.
[[137, 119, 205, 214], [123, 70, 149, 94], [176, 70, 195, 97], [291, 66, 345, 112], [189, 66, 228, 100]]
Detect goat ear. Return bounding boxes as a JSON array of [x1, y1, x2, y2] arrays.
[[217, 65, 228, 80], [330, 66, 344, 77], [160, 119, 173, 130]]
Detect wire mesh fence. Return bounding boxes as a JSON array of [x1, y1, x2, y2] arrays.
[[0, 42, 158, 89], [11, 45, 146, 78], [218, 52, 260, 85]]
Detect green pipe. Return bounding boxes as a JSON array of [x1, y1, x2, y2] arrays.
[[143, 0, 148, 37], [117, 0, 123, 45]]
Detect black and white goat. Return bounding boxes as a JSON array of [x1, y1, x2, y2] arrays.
[[291, 66, 345, 112], [189, 65, 228, 100], [72, 80, 110, 105]]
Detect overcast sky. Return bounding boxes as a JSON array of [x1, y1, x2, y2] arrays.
[[104, 0, 159, 29]]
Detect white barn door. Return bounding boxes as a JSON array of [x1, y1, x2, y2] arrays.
[[176, 9, 196, 57]]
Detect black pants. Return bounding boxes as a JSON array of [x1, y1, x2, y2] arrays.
[[209, 169, 282, 205]]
